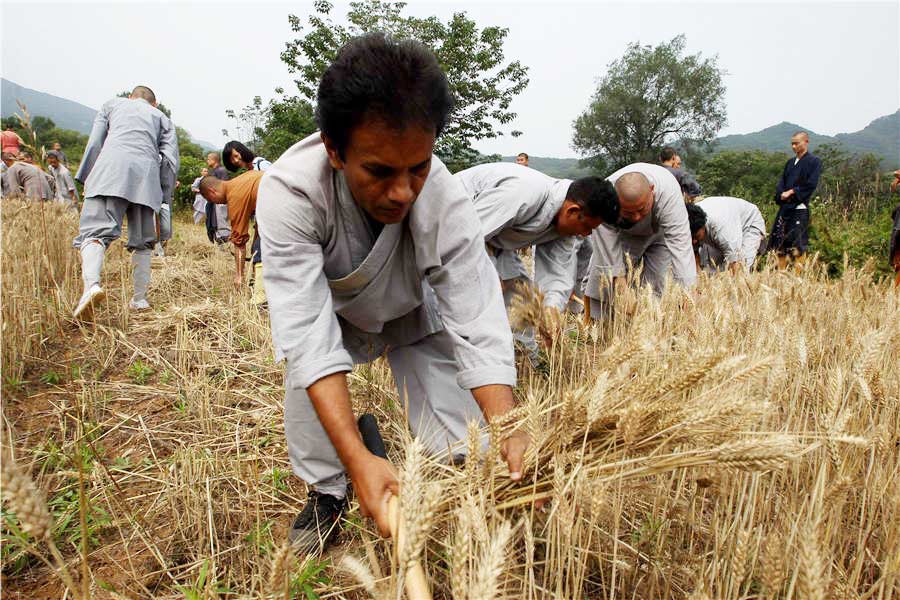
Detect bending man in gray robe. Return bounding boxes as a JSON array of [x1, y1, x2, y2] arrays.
[[4, 158, 53, 200], [455, 162, 617, 348], [687, 197, 766, 273], [72, 85, 178, 319], [586, 163, 697, 318], [257, 33, 528, 554]]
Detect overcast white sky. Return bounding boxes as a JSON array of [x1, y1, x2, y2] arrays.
[[2, 0, 898, 158]]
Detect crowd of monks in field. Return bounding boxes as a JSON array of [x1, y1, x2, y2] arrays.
[[4, 32, 899, 558]]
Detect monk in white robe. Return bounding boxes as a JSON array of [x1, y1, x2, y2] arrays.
[[257, 33, 529, 555], [586, 163, 697, 318], [690, 196, 766, 273], [455, 162, 616, 346]]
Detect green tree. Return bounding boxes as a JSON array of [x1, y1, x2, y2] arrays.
[[572, 35, 726, 170], [225, 89, 318, 163], [279, 0, 528, 169], [176, 126, 205, 161], [696, 149, 788, 216]]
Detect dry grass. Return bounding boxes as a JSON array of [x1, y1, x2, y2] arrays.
[[1, 199, 898, 599]]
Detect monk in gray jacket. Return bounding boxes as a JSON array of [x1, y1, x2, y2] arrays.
[[4, 158, 53, 199], [586, 163, 697, 318], [257, 33, 528, 554], [72, 85, 179, 319], [455, 162, 617, 348]]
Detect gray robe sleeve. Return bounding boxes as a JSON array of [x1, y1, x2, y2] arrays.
[[75, 102, 111, 184], [411, 166, 517, 390], [158, 117, 179, 204], [256, 174, 354, 390], [657, 190, 698, 288], [534, 237, 577, 310]]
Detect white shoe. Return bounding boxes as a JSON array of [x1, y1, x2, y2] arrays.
[[73, 284, 105, 320], [129, 298, 152, 311]]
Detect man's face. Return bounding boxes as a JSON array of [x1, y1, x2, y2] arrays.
[[791, 135, 808, 157], [692, 226, 707, 247], [516, 155, 528, 166], [201, 168, 209, 177], [206, 154, 217, 168], [53, 143, 61, 151], [618, 185, 655, 227], [555, 201, 604, 237], [323, 119, 435, 225], [673, 155, 682, 169], [47, 155, 59, 169]]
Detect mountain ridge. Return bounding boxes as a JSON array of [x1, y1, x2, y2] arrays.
[[1, 78, 217, 150]]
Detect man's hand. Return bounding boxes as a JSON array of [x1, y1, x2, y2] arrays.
[[347, 453, 399, 537], [537, 307, 563, 349], [233, 273, 242, 289], [500, 429, 529, 481], [780, 189, 795, 200]]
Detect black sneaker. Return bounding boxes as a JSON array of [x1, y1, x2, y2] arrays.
[[288, 490, 347, 554]]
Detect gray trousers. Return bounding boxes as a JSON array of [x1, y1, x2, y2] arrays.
[[587, 232, 673, 321], [73, 195, 157, 251], [284, 328, 486, 498]]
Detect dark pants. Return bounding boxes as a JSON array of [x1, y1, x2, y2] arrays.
[[251, 226, 262, 265], [768, 205, 810, 255]]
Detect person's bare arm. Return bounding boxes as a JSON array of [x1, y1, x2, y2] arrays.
[[233, 244, 246, 288], [470, 384, 527, 480], [309, 372, 399, 537]]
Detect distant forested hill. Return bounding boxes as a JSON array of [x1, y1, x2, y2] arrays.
[[499, 156, 593, 179], [715, 111, 899, 168], [504, 110, 899, 178], [2, 78, 97, 134], [1, 78, 217, 150]]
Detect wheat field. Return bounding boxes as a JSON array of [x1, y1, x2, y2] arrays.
[[1, 199, 898, 599]]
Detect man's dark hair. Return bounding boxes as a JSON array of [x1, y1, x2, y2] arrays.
[[686, 202, 707, 237], [20, 150, 33, 160], [566, 177, 619, 224], [131, 85, 157, 104], [517, 152, 528, 159], [222, 140, 256, 172], [46, 150, 62, 160], [659, 146, 677, 163], [316, 32, 454, 159]]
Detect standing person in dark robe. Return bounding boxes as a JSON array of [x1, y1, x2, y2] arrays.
[[767, 131, 822, 269], [72, 85, 179, 319]]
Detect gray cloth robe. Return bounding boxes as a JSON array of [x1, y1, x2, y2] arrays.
[[256, 132, 516, 392], [75, 97, 178, 211], [587, 163, 697, 298], [455, 162, 576, 311], [4, 162, 52, 199], [695, 196, 766, 270], [49, 163, 79, 203]]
